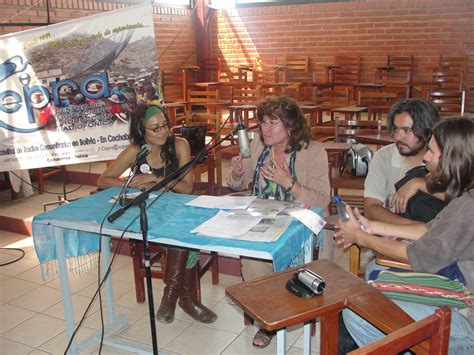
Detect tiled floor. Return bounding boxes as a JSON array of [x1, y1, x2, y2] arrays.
[[0, 163, 371, 354]]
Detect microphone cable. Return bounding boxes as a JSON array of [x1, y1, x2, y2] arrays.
[[8, 162, 93, 196], [0, 247, 26, 266], [64, 160, 191, 353], [65, 115, 235, 352], [65, 177, 184, 354]]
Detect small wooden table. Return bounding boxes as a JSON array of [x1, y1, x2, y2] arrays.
[[163, 102, 186, 126], [331, 167, 365, 192], [226, 260, 424, 355], [257, 81, 289, 94], [354, 133, 395, 146], [331, 105, 368, 120], [193, 81, 220, 89], [321, 141, 351, 154], [321, 65, 341, 82]]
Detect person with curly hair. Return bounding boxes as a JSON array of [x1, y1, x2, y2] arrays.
[[227, 95, 331, 347], [98, 103, 217, 324]]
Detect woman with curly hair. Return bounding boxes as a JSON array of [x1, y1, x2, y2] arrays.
[[227, 95, 331, 347], [98, 103, 217, 324]]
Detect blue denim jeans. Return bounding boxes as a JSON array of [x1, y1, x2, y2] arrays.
[[342, 300, 474, 354]]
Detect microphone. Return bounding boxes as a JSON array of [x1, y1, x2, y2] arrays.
[[108, 117, 235, 223], [236, 111, 251, 158], [118, 144, 151, 205], [135, 144, 151, 164]]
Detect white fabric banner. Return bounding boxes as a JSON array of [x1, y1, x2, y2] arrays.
[[0, 3, 160, 172]]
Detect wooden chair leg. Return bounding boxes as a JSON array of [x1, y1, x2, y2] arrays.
[[3, 173, 18, 200], [211, 251, 219, 285], [215, 150, 222, 194], [244, 312, 254, 326], [349, 244, 362, 277], [207, 154, 215, 195], [130, 239, 146, 303], [194, 264, 201, 302], [36, 168, 45, 194]]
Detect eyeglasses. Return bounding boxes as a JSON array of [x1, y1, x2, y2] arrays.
[[259, 120, 282, 129], [146, 123, 168, 133]]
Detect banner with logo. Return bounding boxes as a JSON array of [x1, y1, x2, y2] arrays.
[[0, 3, 161, 172]]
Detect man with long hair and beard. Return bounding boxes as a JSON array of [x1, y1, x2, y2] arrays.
[[336, 116, 474, 354], [364, 99, 441, 224]]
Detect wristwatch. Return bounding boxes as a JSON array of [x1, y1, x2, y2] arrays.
[[286, 178, 297, 193]]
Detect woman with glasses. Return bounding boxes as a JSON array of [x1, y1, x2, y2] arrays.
[[97, 103, 217, 325], [226, 95, 331, 348]]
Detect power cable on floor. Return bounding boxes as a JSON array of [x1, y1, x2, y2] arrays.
[[7, 163, 93, 196], [0, 247, 26, 266]]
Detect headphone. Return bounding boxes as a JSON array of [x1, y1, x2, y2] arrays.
[[137, 119, 145, 138]]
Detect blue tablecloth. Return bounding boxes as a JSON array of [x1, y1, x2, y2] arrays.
[[33, 187, 322, 276]]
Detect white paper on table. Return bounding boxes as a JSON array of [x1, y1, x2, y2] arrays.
[[228, 198, 297, 218], [234, 215, 292, 242], [192, 210, 262, 238], [185, 195, 257, 210], [283, 207, 326, 235]]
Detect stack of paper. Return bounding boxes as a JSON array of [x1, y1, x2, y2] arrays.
[[185, 195, 257, 210], [187, 195, 326, 242], [191, 210, 262, 238]]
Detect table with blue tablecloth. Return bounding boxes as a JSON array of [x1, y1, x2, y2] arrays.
[[32, 187, 322, 354]]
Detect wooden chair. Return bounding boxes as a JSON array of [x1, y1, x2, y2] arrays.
[[36, 166, 68, 194], [281, 56, 311, 100], [358, 90, 398, 121], [159, 70, 188, 125], [439, 54, 468, 79], [377, 70, 412, 99], [349, 307, 451, 355], [282, 56, 309, 79], [414, 67, 464, 99], [376, 55, 414, 99], [323, 120, 379, 276], [185, 89, 228, 115], [328, 160, 366, 206], [161, 69, 186, 103], [199, 57, 219, 82], [331, 55, 361, 85], [388, 55, 415, 75], [184, 111, 235, 191], [1, 172, 19, 199], [330, 118, 382, 143], [179, 64, 200, 101], [130, 239, 219, 303], [252, 56, 277, 84], [432, 68, 464, 91], [313, 86, 354, 123], [349, 248, 414, 278], [228, 86, 259, 127], [428, 89, 466, 116], [218, 62, 250, 87], [375, 255, 413, 271]]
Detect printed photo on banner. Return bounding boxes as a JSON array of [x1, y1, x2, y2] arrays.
[[0, 3, 162, 172]]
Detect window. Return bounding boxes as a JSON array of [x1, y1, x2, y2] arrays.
[[211, 0, 348, 9], [154, 0, 191, 6]]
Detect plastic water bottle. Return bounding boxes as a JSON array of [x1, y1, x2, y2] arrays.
[[333, 195, 367, 231], [332, 195, 349, 221]]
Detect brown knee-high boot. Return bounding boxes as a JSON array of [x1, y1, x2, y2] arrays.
[[156, 248, 189, 323], [178, 267, 217, 323]]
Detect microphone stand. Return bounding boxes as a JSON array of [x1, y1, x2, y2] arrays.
[[137, 197, 158, 354], [106, 126, 239, 354], [118, 164, 138, 206]]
